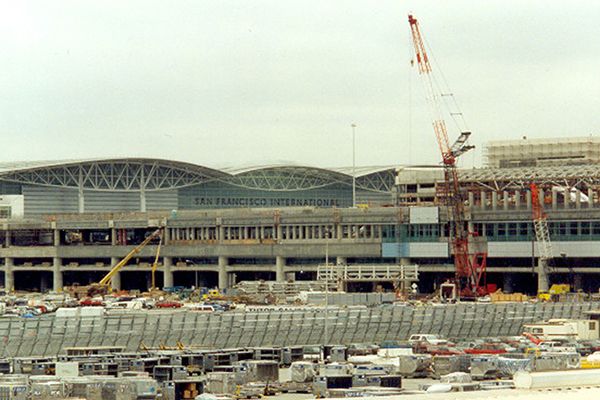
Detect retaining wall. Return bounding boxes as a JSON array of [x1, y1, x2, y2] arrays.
[[0, 302, 596, 357]]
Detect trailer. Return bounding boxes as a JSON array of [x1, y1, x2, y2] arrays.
[[522, 319, 599, 341]]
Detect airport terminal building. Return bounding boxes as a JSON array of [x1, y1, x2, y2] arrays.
[[2, 137, 600, 295]]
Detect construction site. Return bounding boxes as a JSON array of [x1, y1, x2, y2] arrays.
[[0, 10, 599, 400]]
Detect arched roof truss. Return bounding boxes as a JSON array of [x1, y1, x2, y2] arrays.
[[0, 159, 226, 191], [225, 167, 347, 191]]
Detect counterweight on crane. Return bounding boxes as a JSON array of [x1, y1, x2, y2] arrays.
[[408, 14, 486, 296]]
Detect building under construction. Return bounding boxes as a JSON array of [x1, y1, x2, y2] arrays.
[[0, 137, 600, 294]]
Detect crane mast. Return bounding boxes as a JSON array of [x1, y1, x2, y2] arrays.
[[408, 14, 480, 294], [530, 183, 552, 291]]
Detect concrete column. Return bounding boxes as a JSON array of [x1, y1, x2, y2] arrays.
[[110, 257, 121, 291], [503, 273, 514, 293], [276, 256, 285, 282], [163, 257, 174, 288], [54, 229, 60, 246], [588, 188, 594, 208], [526, 190, 532, 210], [537, 258, 549, 293], [503, 191, 509, 210], [515, 191, 521, 210], [5, 230, 10, 247], [53, 257, 63, 292], [468, 192, 474, 209], [277, 225, 282, 242], [5, 258, 14, 291], [573, 273, 583, 292], [164, 227, 170, 245], [218, 226, 224, 243], [564, 187, 570, 209], [111, 228, 117, 246], [576, 190, 581, 209], [492, 192, 498, 210], [552, 188, 558, 210], [218, 256, 228, 289], [480, 191, 487, 210], [337, 224, 343, 239]]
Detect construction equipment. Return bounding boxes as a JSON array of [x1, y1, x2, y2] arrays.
[[67, 228, 163, 298], [530, 182, 553, 292], [408, 14, 486, 297], [150, 234, 163, 290]]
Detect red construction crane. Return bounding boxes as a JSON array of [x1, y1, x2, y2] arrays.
[[530, 182, 552, 291], [408, 14, 486, 297]]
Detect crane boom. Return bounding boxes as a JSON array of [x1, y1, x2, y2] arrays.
[[99, 228, 163, 285], [408, 14, 482, 295]]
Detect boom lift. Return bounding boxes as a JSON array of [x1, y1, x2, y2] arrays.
[[67, 228, 163, 299], [408, 14, 487, 297]]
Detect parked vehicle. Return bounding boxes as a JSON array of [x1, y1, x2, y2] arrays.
[[155, 301, 182, 308], [464, 343, 510, 355], [408, 334, 449, 346]]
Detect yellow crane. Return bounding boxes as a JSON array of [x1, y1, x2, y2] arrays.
[[68, 228, 163, 298]]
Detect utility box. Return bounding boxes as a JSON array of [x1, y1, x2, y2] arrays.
[[56, 362, 80, 378], [63, 378, 102, 400], [152, 365, 188, 383], [312, 375, 353, 396], [205, 372, 237, 395]]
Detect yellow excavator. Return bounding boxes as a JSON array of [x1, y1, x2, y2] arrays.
[[67, 228, 163, 299]]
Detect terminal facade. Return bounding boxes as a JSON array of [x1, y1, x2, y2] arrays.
[[1, 137, 600, 294]]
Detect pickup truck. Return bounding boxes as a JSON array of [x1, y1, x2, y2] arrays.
[[537, 341, 574, 353]]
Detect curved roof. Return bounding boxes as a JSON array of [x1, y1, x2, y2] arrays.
[[0, 158, 402, 193]]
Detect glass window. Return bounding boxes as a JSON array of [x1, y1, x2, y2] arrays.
[[570, 222, 578, 236], [507, 223, 517, 236], [581, 222, 590, 236], [497, 223, 506, 236], [519, 223, 529, 236]]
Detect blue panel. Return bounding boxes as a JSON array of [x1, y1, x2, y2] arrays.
[[382, 242, 410, 258]]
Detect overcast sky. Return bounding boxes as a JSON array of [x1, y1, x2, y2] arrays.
[[1, 1, 599, 170]]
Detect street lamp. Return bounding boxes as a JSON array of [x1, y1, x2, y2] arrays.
[[351, 123, 357, 208]]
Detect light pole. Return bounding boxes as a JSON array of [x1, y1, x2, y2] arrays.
[[324, 233, 329, 345], [351, 123, 356, 208]]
